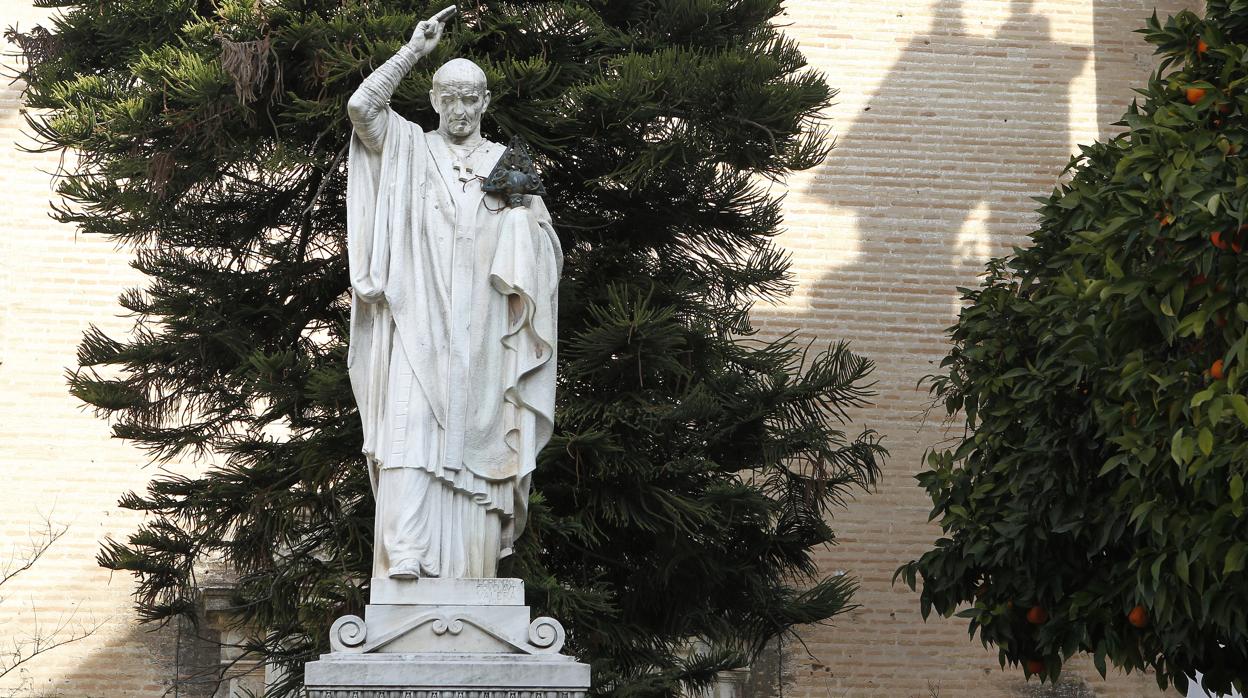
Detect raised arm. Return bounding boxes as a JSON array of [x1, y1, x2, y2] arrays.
[[347, 6, 455, 150]]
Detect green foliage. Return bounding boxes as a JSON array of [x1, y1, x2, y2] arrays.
[[13, 1, 884, 695], [898, 6, 1248, 694]]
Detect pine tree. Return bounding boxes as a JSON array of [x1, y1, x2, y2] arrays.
[[899, 3, 1248, 694], [11, 1, 884, 695]]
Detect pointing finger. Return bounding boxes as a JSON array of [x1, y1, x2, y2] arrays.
[[432, 5, 457, 23]]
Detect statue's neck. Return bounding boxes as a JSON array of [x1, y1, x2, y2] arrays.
[[439, 128, 484, 149]]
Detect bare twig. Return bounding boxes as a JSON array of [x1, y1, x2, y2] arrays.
[[0, 519, 65, 590], [0, 519, 105, 681]]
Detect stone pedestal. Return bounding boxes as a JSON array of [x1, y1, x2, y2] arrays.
[[304, 578, 590, 698]]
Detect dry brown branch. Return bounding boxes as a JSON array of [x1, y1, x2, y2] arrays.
[[219, 34, 283, 107], [3, 25, 62, 72], [147, 151, 176, 200]]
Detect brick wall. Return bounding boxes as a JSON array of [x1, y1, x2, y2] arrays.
[[0, 3, 184, 696], [0, 0, 1197, 696], [0, 5, 187, 698]]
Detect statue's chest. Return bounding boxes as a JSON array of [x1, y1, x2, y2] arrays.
[[424, 141, 492, 218], [421, 153, 499, 268], [446, 160, 483, 216], [421, 167, 476, 217]]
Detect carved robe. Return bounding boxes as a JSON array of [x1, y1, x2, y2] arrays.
[[347, 105, 560, 579]]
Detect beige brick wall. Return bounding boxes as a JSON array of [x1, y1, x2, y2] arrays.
[[0, 3, 182, 695], [0, 0, 1198, 696]]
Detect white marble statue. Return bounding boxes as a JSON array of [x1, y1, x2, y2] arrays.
[[345, 6, 561, 582]]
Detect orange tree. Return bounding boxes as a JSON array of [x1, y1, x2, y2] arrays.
[[898, 4, 1248, 695]]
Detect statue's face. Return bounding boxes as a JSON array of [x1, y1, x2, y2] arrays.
[[431, 81, 490, 140]]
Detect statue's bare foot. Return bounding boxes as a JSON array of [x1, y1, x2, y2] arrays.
[[388, 560, 424, 579]]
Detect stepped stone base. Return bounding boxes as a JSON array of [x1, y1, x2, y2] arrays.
[[304, 579, 590, 697]]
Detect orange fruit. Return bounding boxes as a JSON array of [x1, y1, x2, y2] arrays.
[[1026, 659, 1046, 674], [1188, 87, 1208, 104], [1026, 606, 1049, 625], [1212, 359, 1226, 380], [1213, 231, 1228, 249], [1190, 274, 1209, 288], [1128, 605, 1149, 628], [1198, 38, 1209, 53]]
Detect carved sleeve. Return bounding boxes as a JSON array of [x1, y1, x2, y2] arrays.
[[347, 44, 423, 151]]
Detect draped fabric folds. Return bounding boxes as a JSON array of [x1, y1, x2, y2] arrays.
[[347, 110, 561, 579]]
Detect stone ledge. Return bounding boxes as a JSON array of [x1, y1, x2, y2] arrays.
[[306, 691, 587, 698], [304, 652, 592, 689]]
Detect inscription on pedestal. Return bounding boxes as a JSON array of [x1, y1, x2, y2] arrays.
[[370, 577, 526, 606]]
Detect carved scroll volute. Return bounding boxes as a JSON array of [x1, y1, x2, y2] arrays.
[[330, 614, 368, 653], [526, 616, 566, 654]]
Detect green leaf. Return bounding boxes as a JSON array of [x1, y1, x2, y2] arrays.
[[1233, 475, 1244, 502], [1105, 254, 1124, 280], [1228, 394, 1248, 426], [1130, 500, 1156, 528], [1171, 428, 1187, 465], [1199, 427, 1214, 456], [1225, 543, 1248, 575], [1231, 333, 1248, 371], [1192, 388, 1216, 408], [1098, 454, 1128, 476], [1152, 554, 1167, 583], [1209, 396, 1227, 427]]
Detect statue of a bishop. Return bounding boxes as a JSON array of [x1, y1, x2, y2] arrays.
[[345, 7, 560, 581]]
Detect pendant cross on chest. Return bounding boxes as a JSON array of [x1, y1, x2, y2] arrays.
[[451, 157, 475, 183]]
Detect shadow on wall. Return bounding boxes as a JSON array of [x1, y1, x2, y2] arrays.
[[802, 0, 1089, 371], [798, 0, 1178, 398], [21, 620, 237, 698]]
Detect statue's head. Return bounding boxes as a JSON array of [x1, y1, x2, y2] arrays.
[[430, 58, 490, 142]]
